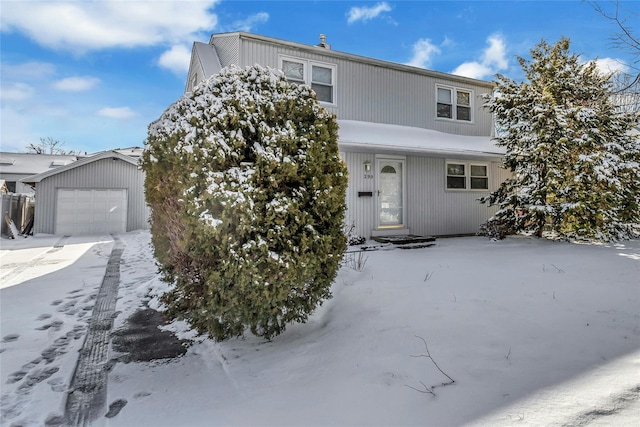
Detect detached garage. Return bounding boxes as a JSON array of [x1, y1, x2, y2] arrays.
[[22, 151, 149, 236]]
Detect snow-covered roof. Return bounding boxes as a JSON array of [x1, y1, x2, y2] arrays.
[[0, 153, 80, 176], [337, 120, 505, 158], [21, 151, 139, 184]]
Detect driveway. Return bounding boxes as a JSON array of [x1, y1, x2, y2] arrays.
[[1, 234, 115, 425]]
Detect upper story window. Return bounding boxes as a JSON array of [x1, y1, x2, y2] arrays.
[[446, 161, 488, 190], [437, 85, 473, 122], [282, 59, 305, 83], [280, 56, 336, 105]]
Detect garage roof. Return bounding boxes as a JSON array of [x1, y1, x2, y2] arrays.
[[0, 153, 79, 175], [21, 151, 139, 184]]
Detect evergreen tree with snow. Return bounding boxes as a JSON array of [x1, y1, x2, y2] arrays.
[[481, 38, 640, 241], [142, 65, 348, 340]]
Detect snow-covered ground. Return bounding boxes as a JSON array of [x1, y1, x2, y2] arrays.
[[1, 231, 639, 426]]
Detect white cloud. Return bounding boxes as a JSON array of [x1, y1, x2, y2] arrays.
[[226, 12, 269, 32], [53, 76, 100, 92], [1, 61, 56, 80], [406, 39, 441, 69], [0, 82, 34, 101], [593, 57, 630, 75], [97, 107, 136, 119], [158, 44, 192, 76], [347, 2, 392, 24], [0, 1, 220, 54], [481, 34, 509, 70], [451, 63, 493, 80], [452, 33, 509, 79]]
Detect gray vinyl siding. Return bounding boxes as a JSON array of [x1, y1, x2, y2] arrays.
[[33, 158, 149, 235], [186, 51, 205, 93], [341, 152, 377, 237], [405, 157, 508, 237], [209, 34, 494, 137], [212, 33, 241, 69], [197, 33, 508, 238], [342, 153, 510, 238]]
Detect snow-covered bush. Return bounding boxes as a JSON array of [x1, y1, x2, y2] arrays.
[[142, 65, 348, 340], [481, 38, 640, 242]]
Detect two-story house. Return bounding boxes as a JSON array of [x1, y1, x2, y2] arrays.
[[186, 32, 509, 239]]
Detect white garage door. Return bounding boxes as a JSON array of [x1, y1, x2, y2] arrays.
[[56, 189, 127, 235]]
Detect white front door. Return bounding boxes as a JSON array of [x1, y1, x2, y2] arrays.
[[377, 159, 405, 228]]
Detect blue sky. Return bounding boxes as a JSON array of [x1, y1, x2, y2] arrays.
[[1, 0, 637, 154]]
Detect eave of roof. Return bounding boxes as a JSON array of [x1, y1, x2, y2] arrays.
[[211, 32, 495, 89], [20, 151, 139, 184]]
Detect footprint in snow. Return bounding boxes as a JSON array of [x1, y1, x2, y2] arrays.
[[16, 366, 60, 393], [133, 391, 152, 400], [35, 320, 64, 331], [105, 398, 128, 418], [2, 334, 19, 343]]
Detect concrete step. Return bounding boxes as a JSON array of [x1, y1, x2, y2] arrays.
[[349, 235, 437, 252], [371, 235, 436, 245]]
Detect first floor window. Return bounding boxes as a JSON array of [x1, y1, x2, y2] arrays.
[[446, 163, 466, 189], [446, 161, 489, 190], [470, 165, 488, 189]]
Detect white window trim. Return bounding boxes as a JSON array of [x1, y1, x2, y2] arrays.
[[436, 84, 474, 123], [279, 55, 337, 106], [445, 160, 489, 191], [280, 56, 306, 84]]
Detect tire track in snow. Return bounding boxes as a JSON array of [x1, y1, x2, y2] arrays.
[[63, 236, 124, 426]]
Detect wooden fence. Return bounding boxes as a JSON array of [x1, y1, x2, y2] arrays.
[[1, 194, 35, 237]]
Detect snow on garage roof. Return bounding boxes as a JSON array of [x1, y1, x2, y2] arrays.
[[337, 120, 505, 158]]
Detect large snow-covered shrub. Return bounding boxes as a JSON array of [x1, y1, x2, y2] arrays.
[[142, 65, 348, 340], [481, 38, 640, 241]]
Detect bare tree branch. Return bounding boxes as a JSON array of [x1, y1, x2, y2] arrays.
[[586, 1, 640, 109], [405, 335, 455, 396], [410, 335, 455, 387], [587, 0, 640, 65], [25, 137, 76, 155]]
